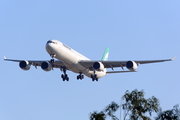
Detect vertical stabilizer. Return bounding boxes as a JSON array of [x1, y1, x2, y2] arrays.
[[101, 47, 109, 61]]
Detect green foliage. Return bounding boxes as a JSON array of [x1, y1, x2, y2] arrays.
[[90, 111, 106, 120], [89, 102, 119, 120], [122, 89, 161, 120], [89, 89, 179, 120], [104, 101, 119, 120], [155, 104, 180, 120]]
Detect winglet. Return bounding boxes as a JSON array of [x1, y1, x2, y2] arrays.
[[171, 56, 176, 61], [4, 56, 6, 60]]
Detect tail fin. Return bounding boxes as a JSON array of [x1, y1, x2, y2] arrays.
[[101, 47, 109, 61]]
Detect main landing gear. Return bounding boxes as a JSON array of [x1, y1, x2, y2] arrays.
[[49, 54, 69, 81], [77, 73, 84, 80], [91, 74, 98, 81], [91, 70, 98, 81], [61, 67, 69, 81]]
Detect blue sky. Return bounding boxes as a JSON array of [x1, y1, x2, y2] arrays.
[[0, 1, 180, 120]]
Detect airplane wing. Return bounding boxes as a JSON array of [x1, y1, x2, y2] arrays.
[[4, 56, 66, 68], [106, 71, 137, 73], [79, 57, 176, 69]]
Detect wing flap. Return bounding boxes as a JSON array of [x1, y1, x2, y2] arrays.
[[79, 60, 127, 69], [135, 57, 176, 64], [107, 71, 137, 74], [79, 57, 175, 69]]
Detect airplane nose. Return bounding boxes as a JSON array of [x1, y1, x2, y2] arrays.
[[46, 43, 51, 49], [46, 41, 54, 48], [46, 42, 54, 54]]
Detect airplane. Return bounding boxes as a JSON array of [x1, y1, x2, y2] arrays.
[[4, 40, 176, 81]]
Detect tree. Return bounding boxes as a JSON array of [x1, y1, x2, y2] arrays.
[[89, 111, 106, 120], [89, 101, 119, 120], [104, 101, 119, 120], [155, 104, 180, 120], [89, 89, 178, 120], [122, 89, 161, 120]]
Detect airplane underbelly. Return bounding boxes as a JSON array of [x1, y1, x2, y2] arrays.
[[67, 63, 87, 73], [65, 63, 107, 79], [84, 70, 107, 78]]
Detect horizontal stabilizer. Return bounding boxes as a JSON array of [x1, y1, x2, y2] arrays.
[[106, 71, 137, 74]]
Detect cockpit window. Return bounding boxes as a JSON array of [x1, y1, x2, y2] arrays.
[[47, 40, 52, 43], [47, 40, 57, 44]]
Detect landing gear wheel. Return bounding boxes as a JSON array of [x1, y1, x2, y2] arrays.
[[61, 74, 64, 78], [51, 59, 55, 63], [61, 73, 69, 81], [91, 74, 98, 82], [65, 74, 68, 78], [81, 75, 84, 79], [91, 75, 94, 81], [77, 73, 84, 80]]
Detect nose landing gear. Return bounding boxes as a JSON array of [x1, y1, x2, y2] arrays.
[[50, 59, 55, 63], [50, 54, 56, 63]]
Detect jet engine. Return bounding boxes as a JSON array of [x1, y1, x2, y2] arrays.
[[41, 61, 52, 71], [19, 61, 31, 70], [93, 62, 104, 71], [126, 61, 138, 71]]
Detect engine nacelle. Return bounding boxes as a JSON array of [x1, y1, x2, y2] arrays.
[[19, 61, 31, 70], [41, 61, 52, 71], [93, 62, 104, 71], [126, 61, 138, 71]]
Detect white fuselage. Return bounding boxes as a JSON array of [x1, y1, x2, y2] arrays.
[[46, 40, 106, 78]]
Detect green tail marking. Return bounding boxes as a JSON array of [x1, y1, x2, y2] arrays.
[[102, 47, 109, 61]]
